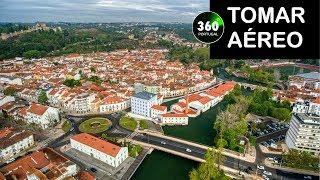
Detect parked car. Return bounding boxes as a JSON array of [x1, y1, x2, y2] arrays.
[[90, 167, 97, 173], [267, 157, 274, 161], [262, 174, 270, 180], [257, 165, 265, 170], [263, 170, 272, 176]]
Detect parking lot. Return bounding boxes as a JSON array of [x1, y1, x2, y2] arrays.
[[62, 145, 135, 180], [249, 120, 289, 138]]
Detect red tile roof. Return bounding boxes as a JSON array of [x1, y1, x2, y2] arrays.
[[1, 148, 69, 180], [76, 171, 95, 180], [151, 105, 167, 111], [162, 113, 188, 118], [66, 53, 81, 58], [18, 107, 28, 116], [186, 93, 202, 102], [313, 97, 320, 104], [205, 90, 222, 97], [49, 89, 59, 96], [71, 133, 121, 157], [198, 96, 212, 105], [27, 103, 48, 116], [174, 101, 187, 108], [206, 82, 235, 96], [103, 96, 125, 104], [0, 128, 33, 149]]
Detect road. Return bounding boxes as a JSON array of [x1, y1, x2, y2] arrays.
[[131, 133, 319, 180], [46, 113, 319, 180]]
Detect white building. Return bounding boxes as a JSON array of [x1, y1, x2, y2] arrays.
[[188, 96, 212, 113], [309, 98, 320, 116], [131, 91, 157, 117], [151, 105, 167, 118], [0, 95, 15, 107], [285, 113, 320, 155], [70, 93, 96, 114], [100, 96, 130, 113], [71, 133, 128, 167], [160, 113, 188, 125], [0, 75, 22, 85], [19, 103, 60, 129], [17, 88, 38, 103], [0, 128, 34, 161], [293, 98, 320, 116], [289, 72, 320, 90]]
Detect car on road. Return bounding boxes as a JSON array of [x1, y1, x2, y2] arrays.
[[262, 174, 269, 180], [161, 141, 166, 145], [257, 165, 265, 170], [263, 170, 272, 176], [267, 157, 274, 161], [186, 148, 192, 152], [90, 167, 97, 173], [303, 176, 312, 180]]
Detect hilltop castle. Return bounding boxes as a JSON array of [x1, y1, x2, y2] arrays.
[[1, 22, 61, 40]]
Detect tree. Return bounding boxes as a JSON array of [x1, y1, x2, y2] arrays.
[[88, 76, 103, 85], [235, 60, 245, 68], [23, 50, 41, 59], [3, 87, 16, 96], [271, 108, 291, 121], [215, 94, 250, 151], [38, 90, 48, 104], [283, 149, 319, 171], [90, 67, 96, 73], [189, 149, 229, 180], [280, 100, 291, 110], [63, 78, 81, 88]]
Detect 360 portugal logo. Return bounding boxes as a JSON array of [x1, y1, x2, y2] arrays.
[[193, 12, 224, 43]]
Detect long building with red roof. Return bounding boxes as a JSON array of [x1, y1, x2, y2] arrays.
[[169, 81, 236, 118], [70, 133, 128, 168]]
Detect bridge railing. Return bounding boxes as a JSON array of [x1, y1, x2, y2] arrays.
[[136, 131, 256, 163], [137, 130, 210, 149], [126, 138, 206, 163]]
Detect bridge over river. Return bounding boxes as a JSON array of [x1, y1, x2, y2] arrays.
[[127, 131, 255, 164], [237, 82, 281, 92], [125, 131, 319, 180]]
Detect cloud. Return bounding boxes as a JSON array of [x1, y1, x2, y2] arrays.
[[0, 0, 208, 22]]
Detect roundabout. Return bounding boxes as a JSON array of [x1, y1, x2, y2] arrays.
[[79, 117, 111, 134]]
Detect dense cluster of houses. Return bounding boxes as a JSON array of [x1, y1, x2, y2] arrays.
[[0, 49, 216, 116], [273, 72, 320, 112], [0, 128, 128, 179], [0, 147, 80, 179], [0, 49, 218, 179]]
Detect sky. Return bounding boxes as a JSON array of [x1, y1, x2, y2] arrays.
[[0, 0, 209, 23]]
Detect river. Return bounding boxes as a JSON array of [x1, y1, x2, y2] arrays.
[[131, 64, 313, 180], [132, 98, 228, 180]]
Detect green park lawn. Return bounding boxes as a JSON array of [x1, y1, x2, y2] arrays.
[[139, 120, 149, 130], [119, 117, 138, 131], [79, 117, 111, 134], [62, 120, 72, 132]]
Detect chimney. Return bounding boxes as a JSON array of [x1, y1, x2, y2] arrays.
[[185, 89, 189, 114]]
